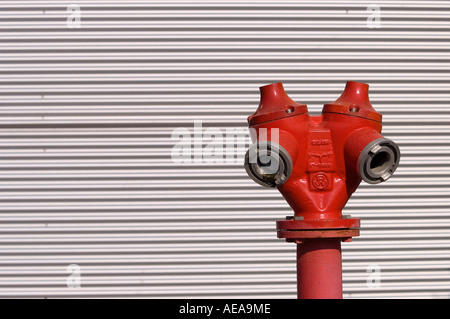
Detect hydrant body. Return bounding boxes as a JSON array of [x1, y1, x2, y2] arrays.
[[244, 81, 400, 299]]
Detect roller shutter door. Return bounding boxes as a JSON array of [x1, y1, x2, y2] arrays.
[[1, 0, 450, 298]]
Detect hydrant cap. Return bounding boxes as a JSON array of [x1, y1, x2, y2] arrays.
[[248, 82, 308, 125], [323, 81, 382, 122]]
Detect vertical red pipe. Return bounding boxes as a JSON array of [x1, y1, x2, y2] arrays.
[[296, 239, 343, 299]]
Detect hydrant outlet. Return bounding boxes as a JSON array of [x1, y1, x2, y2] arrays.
[[244, 141, 293, 188], [358, 137, 401, 184]]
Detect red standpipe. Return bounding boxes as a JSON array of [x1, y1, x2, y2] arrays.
[[297, 240, 342, 299], [244, 81, 400, 299]]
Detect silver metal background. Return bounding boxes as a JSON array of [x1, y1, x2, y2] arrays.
[[1, 0, 450, 298]]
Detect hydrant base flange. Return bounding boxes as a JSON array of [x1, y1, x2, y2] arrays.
[[277, 217, 360, 230], [277, 217, 360, 241], [279, 229, 359, 242]]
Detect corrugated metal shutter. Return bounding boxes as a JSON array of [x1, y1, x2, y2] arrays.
[[1, 0, 450, 298]]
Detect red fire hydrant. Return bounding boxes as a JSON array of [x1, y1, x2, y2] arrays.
[[244, 81, 400, 299]]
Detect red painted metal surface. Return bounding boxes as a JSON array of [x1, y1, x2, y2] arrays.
[[245, 81, 400, 299], [297, 239, 343, 299]]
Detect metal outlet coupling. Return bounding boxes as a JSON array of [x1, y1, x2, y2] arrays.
[[244, 141, 293, 188], [358, 137, 401, 184]]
